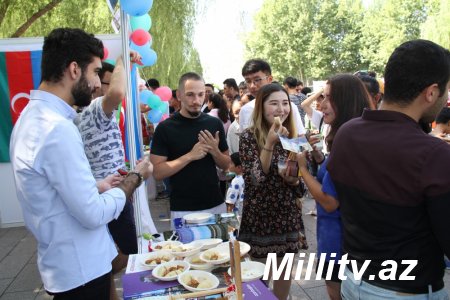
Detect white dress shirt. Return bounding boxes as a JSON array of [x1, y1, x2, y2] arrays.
[[226, 120, 240, 154], [239, 100, 306, 135], [10, 90, 126, 293]]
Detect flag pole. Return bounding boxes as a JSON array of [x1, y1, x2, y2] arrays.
[[119, 8, 144, 252]]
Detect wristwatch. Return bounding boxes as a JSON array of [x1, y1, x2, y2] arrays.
[[128, 171, 144, 187]]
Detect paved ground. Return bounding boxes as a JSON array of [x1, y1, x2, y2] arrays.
[[1, 196, 449, 299]]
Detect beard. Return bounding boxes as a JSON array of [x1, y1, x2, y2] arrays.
[[72, 73, 94, 107], [187, 110, 201, 118]]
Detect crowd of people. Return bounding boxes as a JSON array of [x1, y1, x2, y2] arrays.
[[9, 26, 450, 300]]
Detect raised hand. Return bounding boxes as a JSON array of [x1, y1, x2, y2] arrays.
[[198, 130, 220, 154], [189, 141, 212, 161]]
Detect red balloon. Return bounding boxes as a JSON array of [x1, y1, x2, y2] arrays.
[[103, 45, 109, 60], [130, 29, 151, 46], [154, 86, 172, 102]]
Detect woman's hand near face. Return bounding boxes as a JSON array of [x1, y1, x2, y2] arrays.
[[266, 121, 289, 148]]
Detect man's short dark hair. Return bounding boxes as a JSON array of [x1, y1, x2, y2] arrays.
[[205, 83, 214, 90], [239, 81, 247, 89], [297, 80, 304, 86], [242, 59, 271, 77], [99, 61, 114, 81], [301, 87, 312, 95], [384, 39, 450, 104], [358, 75, 380, 96], [146, 78, 160, 89], [436, 107, 450, 124], [223, 78, 238, 91], [283, 76, 298, 89], [230, 152, 241, 167], [178, 72, 204, 91], [41, 28, 104, 83]]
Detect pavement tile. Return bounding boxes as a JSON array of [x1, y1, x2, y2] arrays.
[[0, 279, 13, 296], [303, 285, 329, 300], [0, 247, 13, 262], [7, 234, 36, 257], [6, 264, 42, 293], [0, 291, 36, 300], [0, 228, 28, 248], [289, 281, 312, 299], [0, 255, 28, 279]]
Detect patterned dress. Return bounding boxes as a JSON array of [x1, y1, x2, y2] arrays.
[[238, 129, 307, 258]]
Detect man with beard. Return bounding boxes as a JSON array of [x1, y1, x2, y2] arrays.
[[9, 28, 151, 300], [327, 40, 450, 298], [150, 72, 230, 226]]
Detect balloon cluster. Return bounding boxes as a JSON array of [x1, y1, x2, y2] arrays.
[[120, 0, 168, 124], [140, 87, 171, 123], [120, 0, 157, 67]]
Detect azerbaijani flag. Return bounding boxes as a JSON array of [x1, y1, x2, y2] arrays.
[[0, 50, 42, 162]]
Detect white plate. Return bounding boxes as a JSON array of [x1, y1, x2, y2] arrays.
[[184, 253, 214, 270], [216, 241, 251, 257], [140, 251, 174, 270], [170, 242, 202, 257], [152, 241, 183, 251], [196, 238, 223, 250], [183, 212, 213, 224], [227, 261, 266, 282], [199, 248, 230, 265], [152, 261, 190, 281], [178, 270, 220, 292]]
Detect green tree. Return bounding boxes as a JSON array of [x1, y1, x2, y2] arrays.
[[360, 0, 430, 75], [142, 0, 203, 87], [420, 0, 450, 49], [245, 0, 364, 82]]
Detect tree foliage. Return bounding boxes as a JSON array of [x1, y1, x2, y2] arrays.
[[246, 0, 442, 82], [420, 0, 450, 50], [0, 0, 202, 88]]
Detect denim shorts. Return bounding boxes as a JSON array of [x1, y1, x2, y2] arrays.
[[341, 267, 449, 300]]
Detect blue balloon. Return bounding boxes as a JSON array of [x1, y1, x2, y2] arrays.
[[157, 101, 169, 114], [130, 41, 152, 54], [141, 47, 157, 67], [121, 0, 153, 16], [148, 109, 163, 123], [147, 93, 161, 109], [139, 89, 153, 105], [130, 14, 152, 31]]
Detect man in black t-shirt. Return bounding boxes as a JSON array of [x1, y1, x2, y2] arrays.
[[150, 72, 230, 225], [328, 40, 450, 298]]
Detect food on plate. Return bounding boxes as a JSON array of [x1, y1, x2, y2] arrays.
[[172, 246, 188, 252], [158, 265, 185, 277], [204, 251, 220, 260], [191, 257, 206, 265], [145, 256, 170, 265], [184, 275, 213, 289]]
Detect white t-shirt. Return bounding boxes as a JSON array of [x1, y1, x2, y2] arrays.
[[239, 100, 306, 135], [227, 120, 240, 154]]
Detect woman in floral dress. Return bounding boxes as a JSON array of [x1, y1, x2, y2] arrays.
[[238, 83, 307, 300]]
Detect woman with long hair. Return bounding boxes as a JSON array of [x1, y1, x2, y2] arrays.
[[207, 93, 231, 134], [238, 83, 307, 300], [297, 74, 371, 300]]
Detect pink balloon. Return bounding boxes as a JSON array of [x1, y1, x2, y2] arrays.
[[154, 86, 172, 102], [130, 29, 151, 46], [103, 45, 109, 60], [161, 114, 169, 121]]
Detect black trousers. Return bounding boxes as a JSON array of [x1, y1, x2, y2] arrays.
[[48, 272, 111, 300]]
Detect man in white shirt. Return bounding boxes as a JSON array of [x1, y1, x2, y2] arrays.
[[239, 59, 306, 135], [9, 28, 150, 300]]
